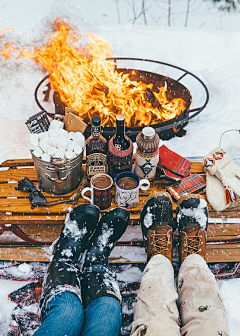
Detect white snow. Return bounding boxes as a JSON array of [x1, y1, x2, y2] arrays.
[[18, 263, 32, 274], [1, 1, 240, 335], [117, 266, 143, 283], [97, 222, 114, 251], [63, 214, 87, 241], [61, 248, 73, 258], [143, 206, 154, 228], [0, 280, 30, 334]]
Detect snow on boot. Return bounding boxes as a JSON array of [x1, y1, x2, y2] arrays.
[[176, 194, 208, 232], [40, 204, 100, 314], [81, 208, 130, 307]]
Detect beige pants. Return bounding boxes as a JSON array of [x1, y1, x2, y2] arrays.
[[131, 254, 230, 336]]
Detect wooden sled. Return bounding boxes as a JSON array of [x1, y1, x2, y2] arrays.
[[0, 158, 240, 264]]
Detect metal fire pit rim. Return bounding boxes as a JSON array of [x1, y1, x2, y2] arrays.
[[34, 57, 209, 133]]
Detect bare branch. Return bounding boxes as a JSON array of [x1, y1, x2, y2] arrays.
[[168, 0, 171, 26], [142, 0, 147, 25], [115, 0, 121, 24], [185, 0, 191, 27]]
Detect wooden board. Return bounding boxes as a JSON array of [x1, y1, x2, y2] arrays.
[[1, 158, 240, 263]]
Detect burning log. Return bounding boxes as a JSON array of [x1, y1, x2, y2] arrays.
[[145, 88, 163, 111]]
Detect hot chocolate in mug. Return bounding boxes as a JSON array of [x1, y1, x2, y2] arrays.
[[81, 173, 113, 210], [115, 171, 150, 209]]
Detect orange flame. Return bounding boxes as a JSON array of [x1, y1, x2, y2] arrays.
[[0, 18, 186, 127]]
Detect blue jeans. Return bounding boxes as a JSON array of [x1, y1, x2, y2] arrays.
[[33, 292, 122, 336]]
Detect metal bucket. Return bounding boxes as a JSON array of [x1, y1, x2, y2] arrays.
[[32, 151, 83, 195]]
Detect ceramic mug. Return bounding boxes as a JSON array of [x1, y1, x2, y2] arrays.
[[81, 173, 113, 210], [115, 171, 150, 209]]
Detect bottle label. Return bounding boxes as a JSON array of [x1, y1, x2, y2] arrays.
[[135, 148, 159, 180], [86, 153, 107, 176], [92, 129, 100, 137], [114, 144, 122, 150]]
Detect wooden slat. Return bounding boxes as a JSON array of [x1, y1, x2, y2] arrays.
[[0, 213, 141, 225], [0, 169, 38, 182], [206, 243, 240, 263], [0, 158, 34, 168], [0, 182, 73, 198], [0, 181, 153, 198], [189, 161, 204, 174], [0, 243, 239, 263]]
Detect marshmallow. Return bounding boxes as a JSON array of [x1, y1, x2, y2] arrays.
[[53, 148, 65, 159], [67, 132, 75, 140], [58, 134, 68, 142], [28, 133, 39, 150], [67, 140, 75, 152], [57, 139, 68, 151], [49, 119, 64, 130], [54, 128, 61, 135], [47, 146, 58, 156], [74, 146, 83, 156], [65, 150, 76, 160], [28, 141, 37, 151], [39, 138, 49, 152], [41, 153, 51, 162], [33, 147, 43, 157], [48, 129, 57, 137], [48, 136, 58, 147], [72, 132, 85, 148], [28, 133, 39, 145], [38, 132, 49, 140], [58, 128, 68, 136]]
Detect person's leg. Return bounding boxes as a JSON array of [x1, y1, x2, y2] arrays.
[[178, 254, 230, 336], [82, 296, 122, 336], [81, 208, 129, 336], [34, 292, 84, 336], [35, 204, 100, 336], [131, 254, 180, 336], [132, 192, 181, 336], [176, 194, 230, 336]]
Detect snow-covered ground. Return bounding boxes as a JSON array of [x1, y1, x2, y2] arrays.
[[1, 0, 240, 335]]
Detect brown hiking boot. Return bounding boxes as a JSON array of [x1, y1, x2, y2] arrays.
[[179, 224, 206, 264], [176, 194, 208, 264], [141, 192, 174, 263], [147, 224, 173, 263]]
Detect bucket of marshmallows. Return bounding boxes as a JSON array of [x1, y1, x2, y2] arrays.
[[28, 118, 85, 195]]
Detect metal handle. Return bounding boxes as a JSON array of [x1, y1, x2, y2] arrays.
[[45, 172, 71, 183]]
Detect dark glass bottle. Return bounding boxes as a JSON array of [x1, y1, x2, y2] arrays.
[[108, 114, 133, 178], [113, 114, 130, 150], [86, 116, 108, 178]]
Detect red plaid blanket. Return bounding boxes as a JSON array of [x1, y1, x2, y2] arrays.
[[166, 173, 206, 201]]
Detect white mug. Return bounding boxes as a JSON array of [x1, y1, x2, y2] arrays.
[[115, 171, 150, 209]]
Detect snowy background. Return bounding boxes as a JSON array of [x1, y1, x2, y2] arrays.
[[1, 0, 240, 335]]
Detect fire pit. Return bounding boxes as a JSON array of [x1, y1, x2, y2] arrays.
[[35, 57, 209, 141]]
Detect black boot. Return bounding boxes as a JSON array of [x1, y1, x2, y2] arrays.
[[53, 203, 100, 263], [82, 208, 129, 307], [40, 204, 100, 314]]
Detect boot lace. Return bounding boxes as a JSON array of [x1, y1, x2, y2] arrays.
[[185, 235, 202, 256], [149, 231, 170, 257]]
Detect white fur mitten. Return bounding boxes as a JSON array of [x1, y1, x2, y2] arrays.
[[203, 148, 240, 211]]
